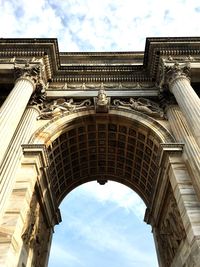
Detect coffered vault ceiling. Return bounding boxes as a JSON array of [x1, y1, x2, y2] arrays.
[[47, 114, 161, 206]]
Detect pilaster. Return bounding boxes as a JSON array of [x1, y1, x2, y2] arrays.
[[169, 155, 200, 267], [0, 144, 60, 267], [147, 144, 200, 266]]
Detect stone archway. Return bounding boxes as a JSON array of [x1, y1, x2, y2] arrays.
[[21, 108, 180, 267], [1, 37, 200, 267], [30, 108, 174, 207], [1, 107, 200, 267]]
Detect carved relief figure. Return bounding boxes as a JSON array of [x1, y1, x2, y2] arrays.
[[21, 193, 38, 246], [96, 88, 109, 106], [32, 213, 51, 267], [95, 86, 110, 112], [157, 191, 186, 267], [37, 98, 91, 119], [113, 97, 164, 118], [21, 193, 51, 267]]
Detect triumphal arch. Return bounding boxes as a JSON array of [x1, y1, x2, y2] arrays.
[[0, 37, 200, 266]]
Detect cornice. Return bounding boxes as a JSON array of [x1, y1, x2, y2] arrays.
[[1, 37, 200, 84], [144, 37, 200, 80], [59, 51, 144, 65], [0, 38, 60, 80], [56, 51, 146, 82], [52, 71, 150, 83]]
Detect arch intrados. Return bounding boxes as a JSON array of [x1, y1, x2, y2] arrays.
[[30, 109, 174, 207], [58, 175, 150, 207]]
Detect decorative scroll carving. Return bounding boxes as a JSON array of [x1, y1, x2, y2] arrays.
[[94, 87, 110, 113], [158, 60, 191, 90], [14, 63, 48, 104], [159, 92, 177, 113], [14, 63, 40, 80], [157, 190, 186, 267], [14, 63, 46, 89], [37, 98, 91, 119], [165, 62, 191, 87], [113, 97, 164, 118], [29, 81, 47, 105]]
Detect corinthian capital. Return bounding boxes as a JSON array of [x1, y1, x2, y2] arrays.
[[165, 62, 191, 87], [158, 61, 191, 91], [14, 63, 41, 83], [14, 63, 47, 104]]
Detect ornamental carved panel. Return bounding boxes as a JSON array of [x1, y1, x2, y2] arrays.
[[21, 193, 51, 267], [157, 186, 186, 267]]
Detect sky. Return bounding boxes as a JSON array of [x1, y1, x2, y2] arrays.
[[1, 0, 200, 266], [49, 182, 157, 267], [0, 0, 200, 52]]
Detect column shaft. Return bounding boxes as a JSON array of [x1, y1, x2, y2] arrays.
[[170, 77, 200, 141], [0, 105, 39, 215], [0, 78, 35, 165]]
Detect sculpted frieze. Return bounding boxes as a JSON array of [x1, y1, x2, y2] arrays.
[[113, 97, 164, 118], [37, 94, 165, 120], [37, 98, 92, 119]]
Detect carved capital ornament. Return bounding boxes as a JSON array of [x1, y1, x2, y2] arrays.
[[158, 60, 191, 91], [14, 63, 47, 105], [165, 62, 191, 89]]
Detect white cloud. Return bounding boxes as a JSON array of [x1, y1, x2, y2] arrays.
[[51, 181, 157, 267], [0, 0, 63, 37], [56, 183, 157, 267], [0, 0, 200, 52], [79, 181, 146, 220], [65, 212, 153, 263], [49, 242, 83, 266], [1, 1, 197, 266]]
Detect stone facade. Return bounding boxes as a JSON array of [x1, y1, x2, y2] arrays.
[[0, 37, 200, 266]]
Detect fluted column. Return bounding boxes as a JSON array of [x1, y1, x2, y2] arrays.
[[0, 64, 42, 165], [0, 104, 40, 215], [166, 104, 200, 198], [164, 62, 200, 146]]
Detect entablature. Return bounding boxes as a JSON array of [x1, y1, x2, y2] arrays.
[[1, 37, 200, 98]]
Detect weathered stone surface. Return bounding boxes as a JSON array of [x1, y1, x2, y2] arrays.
[[1, 37, 200, 266]]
